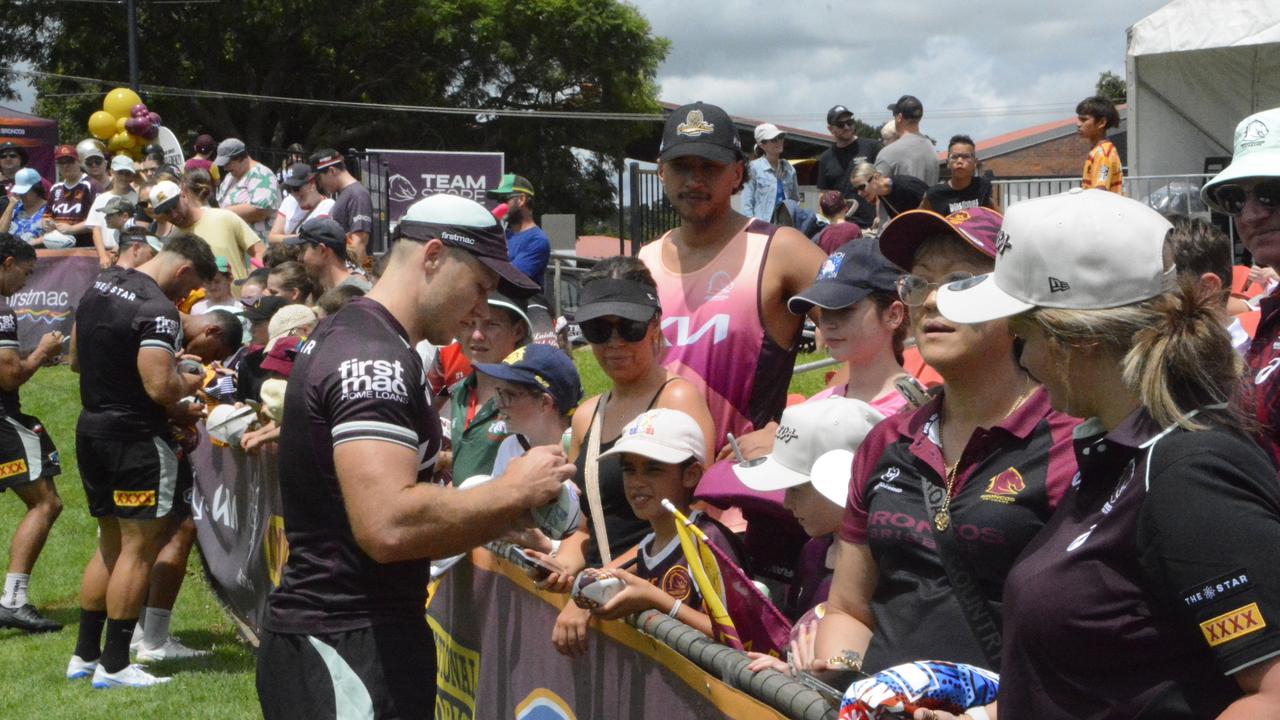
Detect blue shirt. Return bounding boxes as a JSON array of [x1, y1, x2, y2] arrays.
[[506, 225, 550, 289]]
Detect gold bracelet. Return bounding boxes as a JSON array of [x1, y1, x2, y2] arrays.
[[825, 650, 863, 672]]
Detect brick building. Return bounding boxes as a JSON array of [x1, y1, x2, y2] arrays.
[[959, 106, 1127, 180]]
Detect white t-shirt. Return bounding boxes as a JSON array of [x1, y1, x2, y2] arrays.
[[85, 189, 138, 250], [276, 195, 335, 235]]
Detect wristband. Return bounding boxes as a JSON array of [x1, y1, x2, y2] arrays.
[[964, 707, 990, 720], [667, 599, 682, 618]]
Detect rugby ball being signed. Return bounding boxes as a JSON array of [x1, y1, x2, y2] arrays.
[[571, 570, 623, 610], [532, 481, 581, 540]]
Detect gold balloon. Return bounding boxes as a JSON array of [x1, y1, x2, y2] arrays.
[[108, 131, 130, 153], [87, 111, 116, 141], [103, 87, 143, 119]]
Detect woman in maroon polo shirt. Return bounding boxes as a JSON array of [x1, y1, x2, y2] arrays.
[[929, 189, 1280, 720], [808, 207, 1078, 683]]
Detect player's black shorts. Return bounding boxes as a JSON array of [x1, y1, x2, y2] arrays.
[[257, 623, 436, 720], [76, 433, 187, 519], [0, 413, 61, 493]]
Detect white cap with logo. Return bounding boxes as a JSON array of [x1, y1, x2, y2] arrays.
[[732, 398, 884, 502], [598, 408, 706, 465], [936, 188, 1175, 324], [1203, 106, 1280, 212]]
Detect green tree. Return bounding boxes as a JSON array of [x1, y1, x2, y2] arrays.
[[0, 0, 668, 229], [1095, 70, 1126, 103]]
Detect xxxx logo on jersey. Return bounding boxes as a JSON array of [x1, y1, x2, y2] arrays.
[[0, 458, 27, 479], [114, 490, 157, 507], [1200, 602, 1267, 647]]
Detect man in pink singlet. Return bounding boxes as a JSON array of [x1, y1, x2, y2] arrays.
[[639, 102, 826, 453]]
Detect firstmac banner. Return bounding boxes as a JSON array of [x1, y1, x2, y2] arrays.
[[7, 250, 99, 354]]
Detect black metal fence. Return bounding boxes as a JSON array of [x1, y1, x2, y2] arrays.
[[627, 161, 678, 255]]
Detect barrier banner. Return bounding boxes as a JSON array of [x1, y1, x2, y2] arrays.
[[188, 437, 283, 643], [8, 250, 99, 354], [428, 549, 788, 720], [370, 149, 504, 223]]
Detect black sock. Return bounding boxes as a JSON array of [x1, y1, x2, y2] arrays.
[[101, 618, 137, 673], [74, 609, 108, 662]]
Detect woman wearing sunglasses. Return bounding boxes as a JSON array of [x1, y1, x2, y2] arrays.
[[808, 207, 1078, 685], [850, 161, 929, 229], [921, 190, 1280, 720], [540, 256, 715, 657]]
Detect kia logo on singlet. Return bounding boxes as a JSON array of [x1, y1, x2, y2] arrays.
[[661, 314, 730, 346]]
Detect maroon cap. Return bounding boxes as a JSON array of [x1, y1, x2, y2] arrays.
[[877, 207, 1004, 271], [53, 144, 77, 161]]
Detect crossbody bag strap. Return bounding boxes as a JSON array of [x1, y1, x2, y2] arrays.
[[918, 471, 1004, 669], [585, 394, 612, 565]]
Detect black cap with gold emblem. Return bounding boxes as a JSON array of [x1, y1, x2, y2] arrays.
[[659, 102, 744, 165]]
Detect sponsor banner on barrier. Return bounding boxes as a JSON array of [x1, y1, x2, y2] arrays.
[[7, 250, 99, 354], [188, 429, 284, 641], [428, 550, 788, 720], [370, 149, 504, 224]]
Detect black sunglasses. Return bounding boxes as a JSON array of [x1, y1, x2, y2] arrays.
[[0, 152, 19, 160], [1212, 181, 1280, 216], [579, 316, 651, 344], [832, 120, 854, 129]]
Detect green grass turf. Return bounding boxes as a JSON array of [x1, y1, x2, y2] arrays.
[[0, 353, 833, 716], [0, 366, 259, 718]]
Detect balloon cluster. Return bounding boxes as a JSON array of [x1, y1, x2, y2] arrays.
[[85, 87, 163, 159]]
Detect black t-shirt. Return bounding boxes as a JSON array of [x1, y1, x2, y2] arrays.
[[1000, 411, 1280, 719], [881, 175, 929, 219], [265, 297, 441, 634], [816, 139, 882, 226], [572, 434, 649, 567], [75, 267, 182, 439], [0, 302, 20, 416], [841, 389, 1079, 672], [923, 177, 993, 215], [331, 181, 373, 236]]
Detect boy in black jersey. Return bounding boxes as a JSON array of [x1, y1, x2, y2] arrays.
[[66, 232, 216, 689], [0, 234, 69, 634]]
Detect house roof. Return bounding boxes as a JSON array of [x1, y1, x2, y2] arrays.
[[946, 105, 1127, 161]]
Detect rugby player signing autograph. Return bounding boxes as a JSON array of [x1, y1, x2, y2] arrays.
[[256, 195, 576, 720]]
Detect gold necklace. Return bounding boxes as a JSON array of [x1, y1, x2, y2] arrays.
[[933, 385, 1035, 533]]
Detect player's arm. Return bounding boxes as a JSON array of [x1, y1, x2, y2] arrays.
[[334, 440, 572, 563], [68, 322, 79, 373], [0, 331, 62, 391], [138, 347, 203, 408], [761, 227, 826, 346]]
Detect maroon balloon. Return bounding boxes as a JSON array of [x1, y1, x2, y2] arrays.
[[147, 111, 161, 127], [131, 103, 149, 118], [125, 116, 151, 136], [142, 124, 159, 141]]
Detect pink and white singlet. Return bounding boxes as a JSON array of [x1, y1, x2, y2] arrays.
[[639, 219, 799, 450]]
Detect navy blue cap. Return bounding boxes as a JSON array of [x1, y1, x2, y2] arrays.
[[474, 343, 583, 415], [788, 237, 902, 314]]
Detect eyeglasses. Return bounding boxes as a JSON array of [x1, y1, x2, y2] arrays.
[[0, 152, 19, 160], [85, 157, 105, 165], [578, 316, 651, 344], [897, 272, 975, 306], [832, 120, 854, 129], [495, 386, 542, 409], [1211, 181, 1280, 216]]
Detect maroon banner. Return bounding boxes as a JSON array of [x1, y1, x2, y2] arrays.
[[370, 149, 505, 224], [8, 250, 100, 354], [427, 550, 788, 720]]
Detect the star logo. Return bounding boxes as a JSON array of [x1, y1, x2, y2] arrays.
[[677, 110, 715, 137]]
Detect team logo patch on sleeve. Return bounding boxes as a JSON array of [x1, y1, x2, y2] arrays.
[[1200, 602, 1266, 647], [113, 490, 157, 507], [0, 458, 27, 479]]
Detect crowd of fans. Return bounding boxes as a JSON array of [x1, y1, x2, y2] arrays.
[[0, 90, 1278, 720]]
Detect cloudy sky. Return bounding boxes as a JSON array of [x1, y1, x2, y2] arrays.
[[629, 0, 1170, 146]]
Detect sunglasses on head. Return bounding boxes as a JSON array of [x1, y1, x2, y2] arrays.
[[897, 272, 975, 306], [1211, 181, 1280, 216], [578, 315, 651, 344]]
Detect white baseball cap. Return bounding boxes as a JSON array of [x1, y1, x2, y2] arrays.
[[754, 123, 784, 144], [150, 180, 182, 214], [110, 155, 136, 174], [936, 188, 1175, 324], [598, 408, 705, 465], [1203, 106, 1280, 212], [733, 398, 884, 497]]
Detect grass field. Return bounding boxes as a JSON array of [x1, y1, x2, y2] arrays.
[[0, 351, 834, 717]]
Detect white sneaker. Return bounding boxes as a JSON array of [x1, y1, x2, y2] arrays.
[[66, 654, 98, 680], [136, 637, 210, 662], [91, 662, 171, 689], [129, 624, 144, 653]]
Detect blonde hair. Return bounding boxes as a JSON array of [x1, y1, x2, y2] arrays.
[[1009, 278, 1246, 431], [850, 161, 877, 185]]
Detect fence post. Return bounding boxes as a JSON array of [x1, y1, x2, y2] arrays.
[[629, 162, 642, 257]]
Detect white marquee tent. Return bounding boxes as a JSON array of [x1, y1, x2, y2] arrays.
[[1126, 0, 1280, 177]]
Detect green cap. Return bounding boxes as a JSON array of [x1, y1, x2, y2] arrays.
[[487, 173, 534, 198], [215, 256, 230, 274]]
